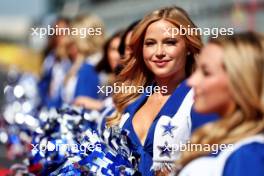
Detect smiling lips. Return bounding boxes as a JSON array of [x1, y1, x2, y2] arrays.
[[153, 60, 170, 67]]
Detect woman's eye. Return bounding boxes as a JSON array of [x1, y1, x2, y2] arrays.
[[202, 69, 211, 76], [144, 41, 155, 46], [168, 41, 176, 45], [165, 39, 177, 45]]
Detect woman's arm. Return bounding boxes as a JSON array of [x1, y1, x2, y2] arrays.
[[73, 96, 104, 110]]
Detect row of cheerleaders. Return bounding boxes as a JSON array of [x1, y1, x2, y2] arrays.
[[1, 6, 264, 176]]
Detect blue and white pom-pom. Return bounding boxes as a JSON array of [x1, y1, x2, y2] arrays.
[[29, 106, 140, 176], [49, 125, 140, 176]]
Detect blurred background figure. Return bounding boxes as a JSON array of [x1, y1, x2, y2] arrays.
[[62, 14, 104, 105], [96, 30, 123, 86], [114, 20, 140, 74], [73, 29, 123, 110], [38, 17, 72, 109], [118, 20, 140, 59]]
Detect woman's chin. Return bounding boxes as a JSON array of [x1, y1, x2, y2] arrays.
[[193, 102, 212, 114], [152, 70, 173, 79]]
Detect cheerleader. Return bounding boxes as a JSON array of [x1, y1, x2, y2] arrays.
[[73, 30, 124, 110], [175, 32, 264, 176], [38, 17, 71, 108], [105, 6, 218, 175], [62, 15, 105, 105]]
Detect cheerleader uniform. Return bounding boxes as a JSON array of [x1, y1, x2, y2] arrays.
[[179, 134, 264, 176], [38, 52, 71, 108], [115, 80, 218, 175], [62, 60, 100, 105]]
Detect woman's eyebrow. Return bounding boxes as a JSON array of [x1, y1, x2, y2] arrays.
[[162, 37, 177, 40], [144, 38, 155, 41]]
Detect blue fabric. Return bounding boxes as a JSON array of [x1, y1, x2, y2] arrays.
[[38, 68, 52, 106], [74, 63, 99, 99], [38, 52, 54, 107], [190, 109, 219, 133], [38, 53, 71, 109], [100, 107, 116, 133], [38, 53, 54, 108], [45, 92, 63, 109], [122, 81, 191, 175], [223, 142, 264, 176]]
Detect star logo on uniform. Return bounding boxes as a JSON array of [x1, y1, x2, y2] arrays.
[[158, 141, 172, 158], [162, 121, 177, 137]]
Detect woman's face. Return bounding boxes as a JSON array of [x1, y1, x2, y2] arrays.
[[143, 20, 187, 79], [125, 31, 133, 56], [67, 39, 79, 62], [107, 37, 121, 71], [187, 43, 235, 115]]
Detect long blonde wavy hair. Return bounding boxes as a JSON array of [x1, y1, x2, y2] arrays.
[[107, 6, 203, 126], [64, 14, 105, 85], [177, 32, 264, 168]]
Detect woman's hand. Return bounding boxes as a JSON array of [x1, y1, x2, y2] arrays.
[[155, 169, 170, 176], [73, 96, 103, 110]]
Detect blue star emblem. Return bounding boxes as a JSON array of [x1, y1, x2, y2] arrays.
[[158, 141, 172, 158], [162, 121, 177, 137]]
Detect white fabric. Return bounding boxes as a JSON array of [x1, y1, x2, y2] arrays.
[[118, 89, 194, 173], [85, 52, 102, 66], [152, 89, 193, 171], [178, 134, 264, 176], [50, 62, 67, 98], [63, 76, 77, 104]]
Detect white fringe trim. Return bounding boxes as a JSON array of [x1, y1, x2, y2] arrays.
[[151, 161, 182, 175]]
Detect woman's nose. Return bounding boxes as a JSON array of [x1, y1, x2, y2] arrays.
[[155, 44, 165, 59], [187, 71, 199, 88]]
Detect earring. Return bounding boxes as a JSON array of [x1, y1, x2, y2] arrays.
[[187, 51, 191, 56]]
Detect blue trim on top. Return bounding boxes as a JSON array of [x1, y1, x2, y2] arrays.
[[121, 80, 192, 176]]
